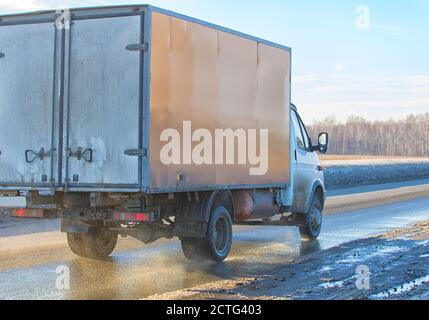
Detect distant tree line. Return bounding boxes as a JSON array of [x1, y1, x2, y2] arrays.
[[307, 113, 429, 157]]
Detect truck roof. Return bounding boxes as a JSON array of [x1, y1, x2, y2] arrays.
[[0, 4, 291, 53]]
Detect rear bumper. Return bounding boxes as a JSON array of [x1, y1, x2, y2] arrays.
[[0, 196, 26, 208], [0, 196, 56, 219]]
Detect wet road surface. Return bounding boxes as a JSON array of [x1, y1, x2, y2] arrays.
[[1, 182, 429, 300]]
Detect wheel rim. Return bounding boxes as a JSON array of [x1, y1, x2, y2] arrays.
[[310, 205, 322, 234], [213, 217, 228, 253]]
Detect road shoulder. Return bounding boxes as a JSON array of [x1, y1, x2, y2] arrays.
[[146, 221, 429, 300]]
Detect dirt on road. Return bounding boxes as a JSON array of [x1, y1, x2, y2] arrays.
[[147, 222, 429, 300]]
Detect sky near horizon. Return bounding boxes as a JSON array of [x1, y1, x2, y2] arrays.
[[1, 0, 428, 123]]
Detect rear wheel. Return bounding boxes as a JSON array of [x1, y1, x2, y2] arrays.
[[67, 224, 118, 260], [299, 196, 323, 241], [181, 205, 233, 263]]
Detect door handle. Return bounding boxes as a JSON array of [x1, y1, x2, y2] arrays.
[[0, 52, 5, 59], [124, 149, 147, 158], [25, 147, 55, 163], [66, 147, 93, 163]]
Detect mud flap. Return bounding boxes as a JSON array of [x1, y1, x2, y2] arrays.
[[174, 191, 234, 238], [174, 192, 214, 238], [61, 217, 93, 234]]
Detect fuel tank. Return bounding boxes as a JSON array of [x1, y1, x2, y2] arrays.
[[233, 190, 280, 221]]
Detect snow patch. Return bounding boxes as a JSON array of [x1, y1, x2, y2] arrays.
[[320, 280, 344, 289], [370, 274, 429, 299], [417, 240, 429, 246], [324, 160, 429, 189], [319, 266, 334, 273], [320, 266, 333, 272], [319, 275, 356, 289], [337, 246, 406, 265]]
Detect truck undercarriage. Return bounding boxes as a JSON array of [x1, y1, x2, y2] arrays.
[[1, 187, 324, 262]]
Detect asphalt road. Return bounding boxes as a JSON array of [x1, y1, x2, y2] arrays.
[[1, 180, 429, 300]]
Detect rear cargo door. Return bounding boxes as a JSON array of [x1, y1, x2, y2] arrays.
[[0, 22, 58, 187], [63, 14, 143, 189]]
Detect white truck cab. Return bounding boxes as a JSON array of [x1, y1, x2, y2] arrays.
[[289, 104, 328, 240]]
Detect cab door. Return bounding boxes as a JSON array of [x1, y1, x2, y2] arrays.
[[291, 110, 321, 212]]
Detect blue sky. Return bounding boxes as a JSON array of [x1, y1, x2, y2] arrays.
[[1, 0, 428, 123]]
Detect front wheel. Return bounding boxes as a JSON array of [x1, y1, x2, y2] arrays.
[[181, 206, 233, 263], [299, 196, 323, 241], [67, 223, 118, 260]]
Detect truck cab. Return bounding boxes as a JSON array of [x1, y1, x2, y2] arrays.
[[290, 105, 328, 240]]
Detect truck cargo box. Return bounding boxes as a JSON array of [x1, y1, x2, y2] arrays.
[[0, 5, 291, 194]]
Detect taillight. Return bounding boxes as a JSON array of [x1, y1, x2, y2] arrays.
[[12, 208, 45, 218], [112, 212, 151, 222]]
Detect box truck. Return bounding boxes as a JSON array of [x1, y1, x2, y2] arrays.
[[0, 5, 329, 262]]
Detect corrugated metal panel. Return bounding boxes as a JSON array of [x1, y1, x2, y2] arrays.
[[149, 12, 291, 192]]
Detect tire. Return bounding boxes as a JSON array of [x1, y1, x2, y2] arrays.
[[67, 233, 87, 257], [299, 196, 323, 241], [67, 224, 118, 260], [181, 206, 233, 263]]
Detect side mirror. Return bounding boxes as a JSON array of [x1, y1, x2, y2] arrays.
[[317, 132, 329, 154]]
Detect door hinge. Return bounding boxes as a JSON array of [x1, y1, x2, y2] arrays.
[[126, 43, 148, 52], [124, 149, 148, 158], [54, 10, 72, 30]]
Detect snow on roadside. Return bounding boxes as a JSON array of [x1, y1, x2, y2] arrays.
[[370, 274, 429, 299], [323, 158, 429, 189], [322, 157, 429, 167]]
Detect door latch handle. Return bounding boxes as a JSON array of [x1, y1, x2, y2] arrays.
[[0, 52, 5, 59], [126, 43, 148, 51], [25, 147, 55, 163], [66, 147, 93, 163], [124, 149, 147, 158]]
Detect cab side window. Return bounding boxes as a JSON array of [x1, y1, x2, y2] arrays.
[[298, 116, 311, 150], [291, 111, 305, 150]]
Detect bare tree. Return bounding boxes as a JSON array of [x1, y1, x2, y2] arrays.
[[308, 113, 429, 157]]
